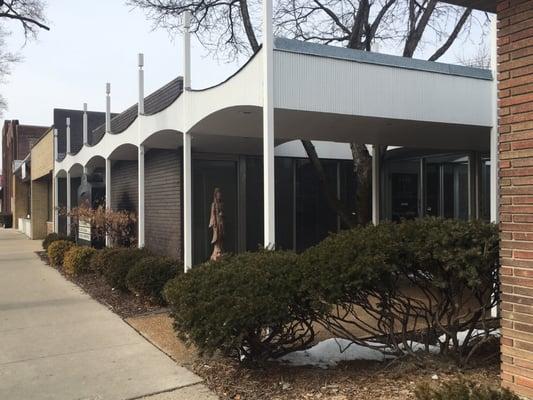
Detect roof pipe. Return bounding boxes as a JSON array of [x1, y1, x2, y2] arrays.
[[105, 83, 111, 134], [66, 117, 71, 154], [138, 54, 145, 115], [183, 11, 191, 91], [83, 103, 88, 146]]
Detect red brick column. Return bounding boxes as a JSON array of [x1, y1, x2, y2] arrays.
[[498, 0, 533, 397]]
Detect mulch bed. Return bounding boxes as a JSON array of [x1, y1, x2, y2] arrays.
[[36, 250, 162, 318], [190, 350, 500, 400]]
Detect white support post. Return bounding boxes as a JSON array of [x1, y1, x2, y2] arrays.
[[66, 117, 71, 154], [54, 174, 59, 233], [53, 128, 58, 161], [53, 129, 59, 233], [105, 158, 111, 247], [105, 83, 111, 134], [182, 11, 193, 272], [372, 145, 381, 225], [138, 145, 145, 248], [138, 54, 145, 115], [66, 171, 71, 235], [83, 103, 88, 146], [490, 16, 499, 224], [263, 0, 275, 249], [183, 133, 192, 271], [183, 11, 191, 90]]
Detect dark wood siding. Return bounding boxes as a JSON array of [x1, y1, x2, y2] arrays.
[[111, 160, 138, 213], [145, 149, 182, 260]]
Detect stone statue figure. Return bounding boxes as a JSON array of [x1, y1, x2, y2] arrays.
[[209, 188, 224, 261]]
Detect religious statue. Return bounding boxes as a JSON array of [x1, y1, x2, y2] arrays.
[[209, 188, 225, 261]]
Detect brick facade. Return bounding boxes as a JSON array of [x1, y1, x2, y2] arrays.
[[1, 121, 47, 217], [498, 0, 533, 397]]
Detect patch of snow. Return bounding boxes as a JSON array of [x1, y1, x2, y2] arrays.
[[278, 338, 387, 368], [438, 329, 500, 346]]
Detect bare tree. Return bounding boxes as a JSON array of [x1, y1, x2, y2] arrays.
[[0, 0, 49, 115], [129, 0, 487, 226]]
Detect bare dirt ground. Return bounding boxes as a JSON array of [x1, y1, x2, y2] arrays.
[[127, 313, 501, 400]]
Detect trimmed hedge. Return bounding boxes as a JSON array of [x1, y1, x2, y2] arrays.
[[126, 256, 178, 304], [63, 246, 97, 277], [103, 247, 153, 291], [90, 247, 123, 275], [165, 218, 499, 365], [164, 250, 321, 363], [48, 240, 75, 268], [300, 218, 499, 362], [42, 233, 73, 252]]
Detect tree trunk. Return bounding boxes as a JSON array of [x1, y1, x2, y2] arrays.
[[301, 140, 357, 228], [350, 143, 373, 225]]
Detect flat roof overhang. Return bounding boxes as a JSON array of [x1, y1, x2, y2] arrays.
[[437, 0, 496, 12]]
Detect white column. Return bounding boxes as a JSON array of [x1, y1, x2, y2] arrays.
[[66, 117, 71, 154], [53, 174, 59, 233], [105, 158, 111, 246], [83, 103, 88, 146], [105, 83, 111, 134], [183, 133, 192, 271], [263, 0, 275, 248], [490, 16, 499, 224], [138, 145, 145, 248], [372, 145, 381, 225], [138, 54, 145, 114], [66, 171, 71, 235], [182, 11, 193, 271]]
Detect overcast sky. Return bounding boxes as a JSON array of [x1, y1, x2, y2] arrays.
[[1, 0, 240, 128]]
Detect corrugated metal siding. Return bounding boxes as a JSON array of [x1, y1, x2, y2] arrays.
[[274, 51, 493, 127], [145, 149, 182, 260]]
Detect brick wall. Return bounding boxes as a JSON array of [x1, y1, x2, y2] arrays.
[[498, 0, 533, 397], [31, 177, 51, 240], [145, 149, 182, 260]]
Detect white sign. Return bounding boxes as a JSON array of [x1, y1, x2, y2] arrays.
[[78, 220, 91, 242]]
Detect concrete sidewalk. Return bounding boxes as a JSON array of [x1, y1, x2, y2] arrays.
[[0, 229, 217, 400]]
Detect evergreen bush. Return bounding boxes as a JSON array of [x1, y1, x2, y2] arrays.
[[126, 256, 179, 304], [63, 246, 97, 276], [164, 250, 321, 363], [90, 247, 123, 275], [47, 240, 75, 268], [103, 247, 152, 291], [300, 218, 500, 363], [42, 233, 73, 252]]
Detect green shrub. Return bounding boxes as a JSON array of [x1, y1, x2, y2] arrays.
[[63, 246, 97, 277], [90, 247, 123, 275], [103, 247, 152, 291], [415, 380, 519, 400], [126, 256, 179, 304], [48, 240, 75, 268], [42, 233, 73, 252], [300, 218, 499, 362], [164, 250, 321, 363]]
